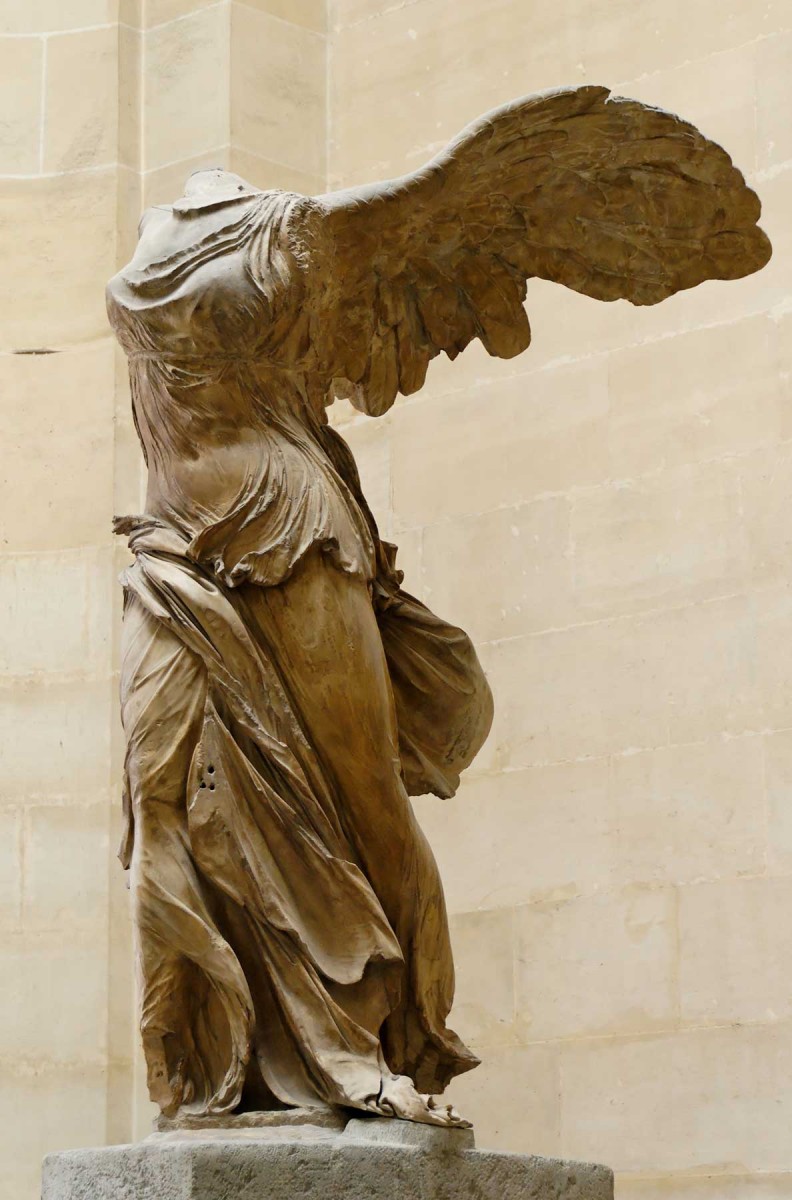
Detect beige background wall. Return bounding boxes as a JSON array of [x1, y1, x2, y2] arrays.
[[0, 1, 790, 1197], [0, 1, 326, 1195], [328, 2, 792, 1197], [0, 4, 125, 1198]]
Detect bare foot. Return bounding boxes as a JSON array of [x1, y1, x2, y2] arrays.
[[375, 1074, 471, 1128]]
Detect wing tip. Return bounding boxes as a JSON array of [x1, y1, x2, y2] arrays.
[[714, 223, 774, 279], [626, 225, 773, 307], [751, 225, 774, 272]]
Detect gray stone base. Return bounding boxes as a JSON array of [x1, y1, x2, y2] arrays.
[[42, 1113, 614, 1199]]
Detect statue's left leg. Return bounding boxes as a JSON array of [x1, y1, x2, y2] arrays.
[[245, 553, 474, 1125]]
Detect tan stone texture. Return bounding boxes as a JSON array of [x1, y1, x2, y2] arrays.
[[231, 3, 326, 177], [0, 1066, 108, 1199], [117, 25, 142, 170], [0, 1, 115, 34], [43, 27, 118, 172], [1, 0, 791, 1196], [0, 174, 116, 348], [243, 0, 327, 32], [145, 0, 228, 28], [143, 5, 230, 169], [326, 2, 792, 1196], [0, 348, 115, 549], [0, 36, 43, 174], [0, 808, 22, 927], [560, 1024, 792, 1174], [446, 1042, 562, 1157], [229, 145, 325, 196], [1, 8, 136, 1196], [516, 887, 678, 1041], [23, 804, 110, 930]]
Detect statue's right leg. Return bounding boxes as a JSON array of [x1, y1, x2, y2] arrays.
[[120, 593, 252, 1116]]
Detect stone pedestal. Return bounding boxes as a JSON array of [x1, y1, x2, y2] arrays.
[[42, 1111, 614, 1199]]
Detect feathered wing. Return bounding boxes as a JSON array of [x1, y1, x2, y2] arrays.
[[307, 85, 771, 416]]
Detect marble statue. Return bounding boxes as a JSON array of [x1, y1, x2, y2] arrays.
[[106, 85, 770, 1131]]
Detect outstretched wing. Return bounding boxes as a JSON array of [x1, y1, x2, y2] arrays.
[[309, 85, 771, 415]]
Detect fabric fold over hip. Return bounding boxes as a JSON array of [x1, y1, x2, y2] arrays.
[[119, 521, 488, 1115]]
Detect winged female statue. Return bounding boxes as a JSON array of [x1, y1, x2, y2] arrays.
[[107, 86, 770, 1129]]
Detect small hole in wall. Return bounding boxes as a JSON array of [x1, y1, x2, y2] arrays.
[[200, 781, 206, 789], [208, 765, 215, 774], [209, 783, 215, 791]]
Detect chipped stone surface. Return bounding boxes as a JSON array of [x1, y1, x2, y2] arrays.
[[42, 1119, 614, 1199]]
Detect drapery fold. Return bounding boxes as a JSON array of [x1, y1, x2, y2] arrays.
[[109, 179, 493, 1119], [120, 522, 487, 1115]]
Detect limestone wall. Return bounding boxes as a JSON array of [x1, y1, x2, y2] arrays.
[[327, 2, 792, 1197], [0, 2, 327, 1195], [1, 1, 790, 1197], [0, 5, 126, 1197]]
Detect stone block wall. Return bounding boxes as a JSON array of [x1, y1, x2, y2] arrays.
[[327, 2, 792, 1196], [1, 1, 791, 1197], [0, 5, 126, 1198], [0, 2, 328, 1194]]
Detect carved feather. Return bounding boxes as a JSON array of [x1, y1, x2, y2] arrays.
[[309, 85, 771, 415]]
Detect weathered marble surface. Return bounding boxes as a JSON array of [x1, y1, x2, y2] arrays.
[[105, 83, 770, 1130], [42, 1117, 614, 1200]]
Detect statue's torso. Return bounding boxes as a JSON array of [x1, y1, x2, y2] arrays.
[[107, 192, 375, 588]]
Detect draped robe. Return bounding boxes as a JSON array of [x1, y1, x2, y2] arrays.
[[108, 85, 770, 1116], [107, 189, 493, 1116]]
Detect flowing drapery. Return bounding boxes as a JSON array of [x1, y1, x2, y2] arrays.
[[119, 520, 489, 1115]]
